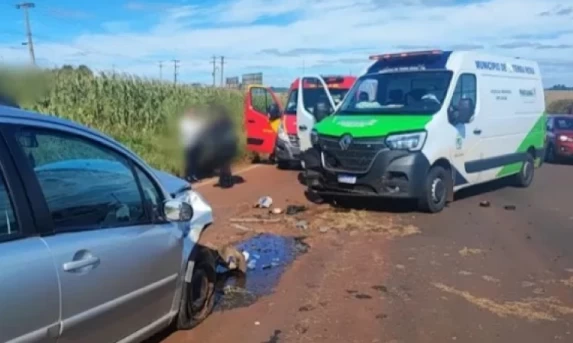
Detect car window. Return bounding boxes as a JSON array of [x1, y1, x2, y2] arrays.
[[450, 73, 477, 107], [135, 167, 165, 222], [0, 173, 18, 238], [15, 128, 147, 231]]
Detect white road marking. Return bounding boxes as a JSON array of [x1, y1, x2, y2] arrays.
[[194, 164, 262, 188]]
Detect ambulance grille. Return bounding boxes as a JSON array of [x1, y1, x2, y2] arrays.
[[318, 135, 387, 172]]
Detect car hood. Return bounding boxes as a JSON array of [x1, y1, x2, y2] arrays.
[[152, 168, 191, 197]]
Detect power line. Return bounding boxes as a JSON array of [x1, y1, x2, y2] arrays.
[[172, 59, 179, 84], [16, 2, 36, 66], [211, 55, 217, 87], [220, 56, 225, 87]]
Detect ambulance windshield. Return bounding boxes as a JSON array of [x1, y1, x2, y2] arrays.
[[337, 71, 453, 115]]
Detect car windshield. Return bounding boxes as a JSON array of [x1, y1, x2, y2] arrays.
[[283, 88, 350, 115], [336, 71, 453, 115], [555, 117, 573, 130]]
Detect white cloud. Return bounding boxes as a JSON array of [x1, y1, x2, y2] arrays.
[[1, 0, 573, 86]]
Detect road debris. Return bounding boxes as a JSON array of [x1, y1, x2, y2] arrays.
[[217, 244, 247, 273], [459, 247, 485, 256], [286, 204, 307, 215], [270, 207, 283, 214], [231, 223, 253, 232], [255, 196, 273, 208], [479, 200, 491, 207], [504, 205, 517, 211], [229, 217, 281, 223], [319, 226, 330, 233], [296, 220, 309, 231]]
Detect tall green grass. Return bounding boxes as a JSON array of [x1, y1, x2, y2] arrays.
[[0, 67, 246, 176]]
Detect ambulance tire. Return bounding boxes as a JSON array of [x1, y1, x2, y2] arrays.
[[513, 154, 535, 188], [418, 165, 449, 213], [176, 247, 216, 330]]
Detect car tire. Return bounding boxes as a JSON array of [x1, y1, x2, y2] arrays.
[[418, 165, 449, 213], [513, 154, 535, 188], [176, 246, 217, 330]]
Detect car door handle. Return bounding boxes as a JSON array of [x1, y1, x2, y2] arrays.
[[299, 125, 307, 131], [473, 129, 482, 135], [63, 256, 100, 272]]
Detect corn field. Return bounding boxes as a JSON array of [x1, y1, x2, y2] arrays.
[[0, 67, 246, 175]]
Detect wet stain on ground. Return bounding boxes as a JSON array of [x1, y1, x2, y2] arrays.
[[214, 233, 310, 311]]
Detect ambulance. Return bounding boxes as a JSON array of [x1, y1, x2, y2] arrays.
[[302, 50, 546, 213], [244, 76, 355, 167]]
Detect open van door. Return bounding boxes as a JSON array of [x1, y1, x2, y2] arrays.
[[296, 76, 336, 152], [244, 85, 282, 155]]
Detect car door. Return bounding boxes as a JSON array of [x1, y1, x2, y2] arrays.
[[296, 76, 336, 152], [0, 130, 60, 343], [447, 72, 482, 185], [4, 124, 182, 343], [244, 85, 282, 154]]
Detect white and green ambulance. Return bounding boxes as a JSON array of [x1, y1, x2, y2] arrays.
[[302, 50, 546, 212]]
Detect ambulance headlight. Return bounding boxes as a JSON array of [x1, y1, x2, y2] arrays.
[[386, 131, 427, 151], [310, 129, 319, 146]]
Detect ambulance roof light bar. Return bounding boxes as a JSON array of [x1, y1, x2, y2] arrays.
[[369, 50, 443, 60]]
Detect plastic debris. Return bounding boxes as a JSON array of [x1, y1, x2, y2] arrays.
[[296, 220, 308, 231], [271, 208, 283, 214], [319, 227, 330, 233], [479, 200, 491, 207], [242, 251, 250, 262], [247, 260, 257, 270], [286, 205, 307, 215], [255, 196, 273, 208]]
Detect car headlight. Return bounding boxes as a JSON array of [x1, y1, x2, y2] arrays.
[[385, 131, 427, 151], [310, 129, 319, 145], [277, 121, 289, 141], [558, 135, 573, 142]]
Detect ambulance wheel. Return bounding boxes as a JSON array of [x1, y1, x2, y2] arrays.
[[418, 165, 449, 213], [513, 154, 534, 188]]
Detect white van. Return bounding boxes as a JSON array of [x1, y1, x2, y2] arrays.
[[303, 50, 546, 212]]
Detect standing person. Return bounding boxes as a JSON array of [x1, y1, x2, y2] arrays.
[[205, 103, 238, 188], [179, 107, 207, 182]]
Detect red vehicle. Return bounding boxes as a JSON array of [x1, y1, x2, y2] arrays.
[[244, 84, 283, 161], [244, 76, 356, 167], [274, 75, 356, 168], [545, 114, 573, 162]]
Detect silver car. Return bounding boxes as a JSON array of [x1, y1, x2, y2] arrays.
[[0, 105, 217, 343]]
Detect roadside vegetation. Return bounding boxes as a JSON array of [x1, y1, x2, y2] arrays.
[[0, 66, 572, 174]]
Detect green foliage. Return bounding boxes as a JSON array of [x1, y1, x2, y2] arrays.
[[547, 99, 573, 114], [0, 67, 246, 176]]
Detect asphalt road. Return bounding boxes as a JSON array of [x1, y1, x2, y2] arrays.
[[160, 162, 573, 343]]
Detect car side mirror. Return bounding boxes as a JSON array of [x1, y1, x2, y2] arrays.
[[163, 199, 193, 222], [267, 103, 281, 120], [314, 101, 332, 123]]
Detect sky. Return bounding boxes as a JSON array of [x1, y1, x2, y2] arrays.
[[0, 0, 572, 87]]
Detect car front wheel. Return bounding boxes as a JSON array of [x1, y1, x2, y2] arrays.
[[176, 247, 216, 330]]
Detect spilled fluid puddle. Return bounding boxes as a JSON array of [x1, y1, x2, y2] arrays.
[[215, 233, 309, 311]]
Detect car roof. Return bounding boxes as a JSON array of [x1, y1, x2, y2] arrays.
[[0, 105, 140, 161]]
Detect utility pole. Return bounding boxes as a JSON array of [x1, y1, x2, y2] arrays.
[[220, 56, 225, 87], [211, 55, 217, 87], [159, 61, 163, 80], [172, 59, 179, 84], [16, 2, 36, 66]]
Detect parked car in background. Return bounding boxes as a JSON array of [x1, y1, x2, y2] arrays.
[[546, 114, 573, 162], [0, 105, 216, 343]]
